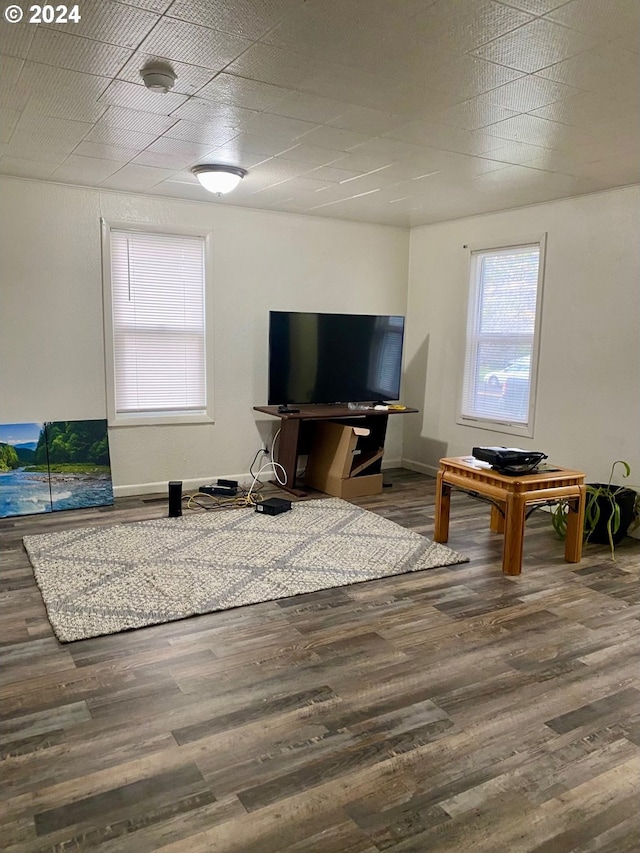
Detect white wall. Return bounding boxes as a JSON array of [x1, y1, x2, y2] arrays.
[[0, 177, 409, 493], [403, 185, 640, 488]]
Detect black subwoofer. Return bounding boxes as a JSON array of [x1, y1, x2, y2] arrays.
[[168, 481, 183, 517]]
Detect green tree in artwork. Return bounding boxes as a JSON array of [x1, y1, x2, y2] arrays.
[[0, 443, 20, 471], [33, 426, 48, 466], [45, 421, 111, 467]]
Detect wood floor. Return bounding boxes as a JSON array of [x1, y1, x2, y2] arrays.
[[1, 469, 639, 853]]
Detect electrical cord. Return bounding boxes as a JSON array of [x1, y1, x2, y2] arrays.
[[183, 436, 289, 513]]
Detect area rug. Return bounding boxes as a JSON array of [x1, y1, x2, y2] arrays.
[[23, 497, 468, 642]]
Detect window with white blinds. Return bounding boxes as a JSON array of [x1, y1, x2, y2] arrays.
[[109, 229, 207, 418], [459, 238, 545, 437]]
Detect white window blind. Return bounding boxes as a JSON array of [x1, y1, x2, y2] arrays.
[[460, 242, 543, 432], [110, 229, 206, 416]]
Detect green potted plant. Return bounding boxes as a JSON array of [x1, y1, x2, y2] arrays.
[[551, 460, 640, 560]]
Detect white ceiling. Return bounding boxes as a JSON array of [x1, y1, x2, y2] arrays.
[[1, 0, 638, 226]]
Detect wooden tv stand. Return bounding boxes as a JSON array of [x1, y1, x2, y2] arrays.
[[253, 404, 418, 496]]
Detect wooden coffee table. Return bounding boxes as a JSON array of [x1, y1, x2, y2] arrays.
[[434, 456, 586, 576]]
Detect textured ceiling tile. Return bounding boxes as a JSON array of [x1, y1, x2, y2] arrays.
[[297, 125, 371, 151], [167, 0, 302, 39], [41, 0, 160, 48], [163, 119, 238, 147], [546, 0, 640, 38], [268, 91, 347, 125], [117, 53, 216, 95], [0, 0, 636, 224], [169, 97, 258, 127], [530, 92, 639, 133], [241, 112, 316, 142], [145, 137, 212, 159], [327, 107, 408, 136], [98, 80, 188, 114], [480, 139, 553, 165], [567, 152, 640, 185], [278, 175, 336, 193], [74, 140, 141, 161], [385, 121, 502, 157], [324, 150, 395, 173], [15, 112, 93, 143], [27, 28, 133, 77], [6, 132, 78, 162], [137, 18, 252, 70], [225, 43, 325, 90], [484, 74, 580, 111], [132, 150, 198, 170], [206, 132, 298, 160], [426, 100, 520, 131], [496, 0, 572, 12], [51, 155, 123, 182], [273, 143, 344, 166], [86, 124, 158, 148], [262, 1, 450, 76], [19, 62, 111, 101], [196, 74, 287, 112], [426, 55, 524, 99], [97, 106, 179, 135], [485, 113, 597, 152], [304, 164, 364, 183], [119, 0, 173, 10], [23, 98, 109, 123], [537, 46, 639, 104], [412, 0, 533, 52], [607, 32, 639, 55], [346, 137, 430, 162], [0, 21, 37, 59], [100, 163, 177, 189], [0, 108, 20, 143], [473, 19, 600, 73], [0, 157, 58, 178]]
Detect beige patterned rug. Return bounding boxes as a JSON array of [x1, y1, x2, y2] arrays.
[[23, 497, 468, 643]]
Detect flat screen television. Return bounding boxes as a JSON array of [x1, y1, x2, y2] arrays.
[[268, 311, 405, 405]]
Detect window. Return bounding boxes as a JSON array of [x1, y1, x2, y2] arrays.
[[103, 223, 211, 425], [459, 236, 545, 437]]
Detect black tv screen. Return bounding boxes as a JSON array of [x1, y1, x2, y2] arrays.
[[268, 311, 405, 405]]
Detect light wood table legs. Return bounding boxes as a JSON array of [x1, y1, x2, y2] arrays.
[[490, 504, 505, 533], [433, 459, 586, 577], [503, 493, 527, 576], [564, 485, 586, 563]]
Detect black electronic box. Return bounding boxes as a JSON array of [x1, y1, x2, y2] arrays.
[[254, 497, 292, 516], [472, 446, 547, 474]]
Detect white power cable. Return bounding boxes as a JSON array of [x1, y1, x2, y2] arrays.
[[247, 460, 287, 503]]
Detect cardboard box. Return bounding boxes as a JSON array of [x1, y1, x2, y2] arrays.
[[305, 422, 384, 498]]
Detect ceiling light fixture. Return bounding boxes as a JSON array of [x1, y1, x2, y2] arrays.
[[192, 164, 248, 195]]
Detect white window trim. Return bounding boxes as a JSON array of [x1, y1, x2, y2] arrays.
[[101, 218, 215, 428], [456, 233, 546, 439]]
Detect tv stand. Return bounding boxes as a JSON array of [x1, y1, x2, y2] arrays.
[[253, 404, 419, 496]]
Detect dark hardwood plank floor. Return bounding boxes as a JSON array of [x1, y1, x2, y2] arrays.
[[1, 469, 639, 852]]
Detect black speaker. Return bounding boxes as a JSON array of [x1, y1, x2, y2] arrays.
[[168, 480, 182, 517]]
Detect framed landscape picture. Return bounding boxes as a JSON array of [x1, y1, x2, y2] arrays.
[[0, 419, 113, 518], [0, 422, 52, 517]]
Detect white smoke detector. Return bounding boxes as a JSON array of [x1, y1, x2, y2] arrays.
[[140, 63, 177, 94]]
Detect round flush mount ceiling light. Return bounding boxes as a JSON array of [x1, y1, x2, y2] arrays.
[[191, 164, 248, 195], [140, 63, 177, 94]]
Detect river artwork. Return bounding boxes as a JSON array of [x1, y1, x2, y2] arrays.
[[0, 420, 113, 518]]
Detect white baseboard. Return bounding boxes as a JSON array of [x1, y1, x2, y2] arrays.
[[381, 457, 402, 470], [401, 457, 439, 477], [113, 472, 252, 498]]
